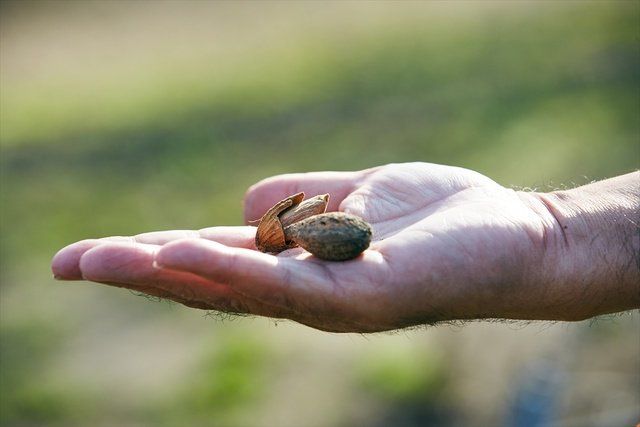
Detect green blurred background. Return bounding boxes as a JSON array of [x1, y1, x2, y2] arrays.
[[1, 1, 638, 426]]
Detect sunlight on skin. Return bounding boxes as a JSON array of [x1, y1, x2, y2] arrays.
[[50, 163, 486, 331], [52, 163, 640, 332]]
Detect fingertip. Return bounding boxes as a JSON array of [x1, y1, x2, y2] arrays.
[[243, 181, 260, 223], [51, 239, 102, 280], [243, 180, 269, 224]]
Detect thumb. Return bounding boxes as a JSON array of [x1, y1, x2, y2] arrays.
[[243, 169, 372, 224]]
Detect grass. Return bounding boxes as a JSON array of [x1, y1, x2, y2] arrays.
[[2, 3, 638, 266]]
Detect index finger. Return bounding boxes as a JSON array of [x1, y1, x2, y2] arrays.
[[52, 226, 257, 280]]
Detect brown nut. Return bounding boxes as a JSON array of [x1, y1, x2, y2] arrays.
[[283, 212, 372, 261], [255, 192, 329, 253]]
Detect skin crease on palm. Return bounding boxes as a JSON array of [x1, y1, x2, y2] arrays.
[[51, 163, 640, 333]]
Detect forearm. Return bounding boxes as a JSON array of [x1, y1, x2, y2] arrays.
[[535, 171, 640, 319]]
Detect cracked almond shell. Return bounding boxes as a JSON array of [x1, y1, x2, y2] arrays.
[[255, 192, 329, 253]]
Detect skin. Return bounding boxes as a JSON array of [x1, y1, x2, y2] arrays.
[[51, 163, 640, 333]]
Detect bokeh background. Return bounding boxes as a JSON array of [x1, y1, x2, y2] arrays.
[[1, 1, 639, 426]]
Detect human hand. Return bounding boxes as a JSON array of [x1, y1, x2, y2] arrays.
[[51, 163, 640, 332]]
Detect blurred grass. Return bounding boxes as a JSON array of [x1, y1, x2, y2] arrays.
[[155, 336, 273, 427], [1, 1, 639, 426], [356, 345, 446, 402], [2, 1, 638, 270]]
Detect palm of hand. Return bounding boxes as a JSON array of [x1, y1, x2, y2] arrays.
[[52, 163, 547, 332], [307, 163, 544, 331]]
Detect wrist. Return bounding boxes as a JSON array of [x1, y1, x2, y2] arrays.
[[531, 173, 640, 319]]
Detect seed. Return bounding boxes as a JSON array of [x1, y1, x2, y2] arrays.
[[255, 193, 372, 261], [283, 212, 372, 261]]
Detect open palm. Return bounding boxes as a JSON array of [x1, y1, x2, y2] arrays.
[[52, 163, 554, 332]]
